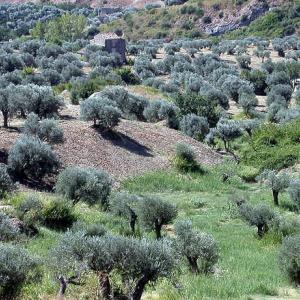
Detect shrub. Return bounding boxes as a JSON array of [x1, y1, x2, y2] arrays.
[[110, 192, 141, 234], [137, 196, 177, 239], [239, 203, 276, 238], [236, 55, 251, 69], [237, 165, 260, 182], [288, 179, 300, 211], [173, 143, 202, 173], [180, 114, 209, 141], [279, 235, 300, 284], [241, 69, 267, 95], [175, 220, 219, 274], [0, 164, 14, 198], [117, 67, 140, 85], [0, 243, 39, 298], [0, 212, 19, 242], [55, 166, 112, 208], [41, 198, 76, 230], [80, 95, 121, 130], [202, 16, 212, 24], [174, 92, 220, 127], [24, 113, 64, 144], [238, 92, 258, 115], [8, 136, 60, 180], [259, 170, 290, 206], [16, 195, 43, 235]]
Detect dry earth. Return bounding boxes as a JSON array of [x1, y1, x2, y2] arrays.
[[0, 103, 222, 180]]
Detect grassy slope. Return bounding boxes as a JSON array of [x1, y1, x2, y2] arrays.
[[225, 5, 300, 39], [101, 1, 298, 41], [6, 166, 300, 299]]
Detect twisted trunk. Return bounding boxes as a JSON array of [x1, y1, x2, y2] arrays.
[[187, 256, 199, 274], [131, 274, 150, 300], [272, 190, 279, 206], [155, 219, 162, 239], [130, 211, 137, 234], [98, 272, 111, 300]]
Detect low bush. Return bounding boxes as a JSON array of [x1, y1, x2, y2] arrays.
[[0, 164, 14, 198], [8, 136, 60, 180], [117, 67, 140, 85], [237, 165, 260, 182], [173, 143, 202, 173], [41, 198, 76, 230], [0, 243, 39, 298], [180, 114, 209, 141], [279, 235, 300, 284], [55, 166, 112, 208], [0, 212, 19, 241]]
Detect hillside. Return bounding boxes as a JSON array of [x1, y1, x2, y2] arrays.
[[0, 104, 222, 180], [101, 0, 288, 41], [0, 0, 164, 8]]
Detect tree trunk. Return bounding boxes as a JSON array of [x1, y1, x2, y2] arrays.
[[257, 223, 269, 238], [154, 219, 162, 239], [58, 276, 68, 300], [272, 190, 279, 206], [131, 274, 149, 300], [130, 212, 137, 234], [3, 111, 8, 128], [98, 272, 111, 300], [187, 256, 199, 274]]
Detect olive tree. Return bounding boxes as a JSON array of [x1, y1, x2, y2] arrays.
[[8, 136, 59, 180], [137, 196, 177, 239], [80, 94, 121, 130], [259, 170, 290, 206], [55, 166, 112, 208], [279, 235, 300, 284], [175, 220, 219, 274], [52, 232, 176, 300], [0, 212, 19, 242], [238, 92, 258, 116], [110, 192, 141, 234], [0, 164, 14, 198], [180, 114, 209, 141], [288, 179, 300, 210], [0, 243, 39, 299], [24, 113, 64, 144], [239, 203, 276, 238], [216, 118, 242, 154]]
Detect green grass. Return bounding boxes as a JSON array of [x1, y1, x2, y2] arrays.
[[3, 167, 300, 299]]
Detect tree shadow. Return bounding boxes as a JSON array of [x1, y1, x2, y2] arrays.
[[95, 128, 153, 157], [0, 149, 8, 164]]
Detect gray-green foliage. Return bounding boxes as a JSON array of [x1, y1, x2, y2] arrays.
[[216, 118, 242, 152], [175, 220, 219, 274], [259, 170, 290, 206], [55, 166, 112, 208], [52, 232, 176, 300], [238, 92, 258, 115], [24, 113, 64, 144], [16, 195, 43, 233], [0, 212, 19, 241], [0, 164, 14, 198], [138, 196, 177, 239], [239, 203, 276, 238], [288, 179, 300, 210], [80, 94, 121, 129], [110, 192, 141, 233], [0, 243, 39, 298], [8, 135, 59, 179], [279, 235, 300, 284], [180, 114, 209, 141]]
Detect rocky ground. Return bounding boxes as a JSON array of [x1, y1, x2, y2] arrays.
[[0, 103, 222, 181]]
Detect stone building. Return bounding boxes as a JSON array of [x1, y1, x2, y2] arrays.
[[92, 32, 126, 63]]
